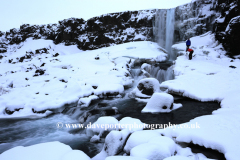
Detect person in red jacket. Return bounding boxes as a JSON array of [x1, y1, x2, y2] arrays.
[[187, 48, 194, 60]]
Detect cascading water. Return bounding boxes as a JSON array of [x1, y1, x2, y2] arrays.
[[153, 8, 176, 61], [165, 8, 176, 60], [149, 66, 174, 84], [154, 10, 166, 49]]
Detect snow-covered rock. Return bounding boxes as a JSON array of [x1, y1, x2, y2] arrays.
[[60, 150, 91, 160], [130, 135, 176, 160], [106, 130, 130, 155], [124, 130, 161, 154], [163, 156, 191, 160], [129, 78, 160, 98], [86, 116, 119, 137], [0, 40, 167, 119], [0, 141, 90, 160], [148, 136, 176, 155], [141, 63, 151, 73], [119, 117, 145, 132], [77, 95, 99, 108], [105, 156, 148, 160], [93, 129, 131, 159], [130, 143, 171, 160], [142, 93, 182, 113]]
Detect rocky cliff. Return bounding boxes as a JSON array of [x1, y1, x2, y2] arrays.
[[0, 10, 155, 52], [173, 0, 239, 56], [0, 0, 239, 56]]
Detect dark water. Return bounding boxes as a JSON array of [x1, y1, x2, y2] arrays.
[[97, 96, 220, 127], [188, 143, 226, 160], [0, 114, 103, 157]]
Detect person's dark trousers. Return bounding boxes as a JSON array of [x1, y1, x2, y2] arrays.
[[189, 51, 193, 60], [186, 45, 190, 51]]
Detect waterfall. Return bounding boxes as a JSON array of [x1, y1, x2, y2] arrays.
[[130, 69, 142, 78], [149, 65, 174, 84], [154, 8, 176, 61], [165, 8, 175, 60], [154, 10, 166, 49]]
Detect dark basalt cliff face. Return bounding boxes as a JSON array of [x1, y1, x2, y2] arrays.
[[174, 0, 218, 42], [213, 0, 240, 56], [0, 10, 155, 51], [173, 0, 239, 56]]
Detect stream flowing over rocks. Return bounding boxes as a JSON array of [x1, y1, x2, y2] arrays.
[[0, 59, 223, 159], [1, 0, 239, 159]]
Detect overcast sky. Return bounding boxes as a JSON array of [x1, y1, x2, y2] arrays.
[[0, 0, 192, 32]]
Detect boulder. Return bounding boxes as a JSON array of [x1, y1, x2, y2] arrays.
[[129, 78, 160, 98], [142, 93, 173, 113], [92, 129, 131, 160], [142, 93, 182, 113]]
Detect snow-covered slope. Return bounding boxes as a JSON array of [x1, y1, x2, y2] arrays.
[[0, 39, 167, 118], [158, 32, 240, 160]]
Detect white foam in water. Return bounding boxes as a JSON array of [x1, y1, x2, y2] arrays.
[[0, 114, 85, 154]]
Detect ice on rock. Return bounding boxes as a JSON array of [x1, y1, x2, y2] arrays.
[[86, 116, 119, 137], [163, 156, 191, 160], [129, 78, 160, 98], [0, 141, 90, 160], [105, 156, 148, 160], [119, 117, 145, 132], [142, 93, 182, 113], [124, 130, 161, 154], [130, 143, 171, 160]]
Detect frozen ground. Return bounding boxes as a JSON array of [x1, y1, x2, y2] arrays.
[[0, 39, 167, 119], [159, 32, 240, 160], [1, 31, 239, 160]]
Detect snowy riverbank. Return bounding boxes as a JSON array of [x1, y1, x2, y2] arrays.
[[159, 32, 240, 160], [1, 32, 239, 160], [0, 39, 167, 119]]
